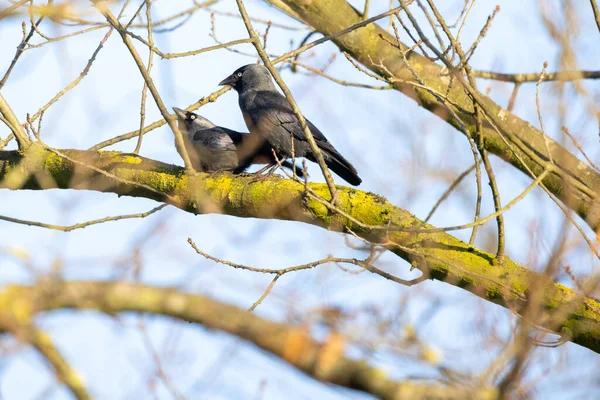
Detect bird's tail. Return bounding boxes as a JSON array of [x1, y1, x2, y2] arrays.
[[281, 160, 307, 179], [308, 149, 362, 186]]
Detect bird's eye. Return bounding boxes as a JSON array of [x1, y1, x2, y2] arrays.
[[189, 115, 196, 120], [236, 72, 243, 77]]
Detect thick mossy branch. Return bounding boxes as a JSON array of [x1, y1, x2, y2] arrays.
[[0, 281, 497, 400], [1, 146, 600, 353], [278, 0, 600, 231]]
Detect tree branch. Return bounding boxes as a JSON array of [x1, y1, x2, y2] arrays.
[[1, 145, 599, 353], [0, 92, 29, 149], [275, 0, 600, 231], [472, 69, 600, 82], [0, 280, 497, 400]]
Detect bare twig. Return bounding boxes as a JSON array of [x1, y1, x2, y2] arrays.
[[425, 163, 477, 222], [0, 204, 167, 232], [125, 28, 254, 59], [0, 3, 45, 89], [590, 0, 600, 33], [89, 87, 229, 151], [0, 133, 15, 150], [27, 26, 114, 124], [22, 24, 108, 50], [507, 82, 521, 111], [362, 0, 371, 20], [472, 69, 600, 82], [463, 5, 500, 64], [536, 61, 553, 163], [188, 239, 425, 287], [0, 0, 29, 20], [137, 318, 187, 400], [477, 108, 505, 260], [97, 3, 194, 172], [289, 60, 393, 90], [0, 92, 29, 148], [247, 275, 280, 312], [134, 1, 154, 155], [561, 126, 600, 172]]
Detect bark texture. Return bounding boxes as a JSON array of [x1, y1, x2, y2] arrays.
[[1, 145, 599, 354]]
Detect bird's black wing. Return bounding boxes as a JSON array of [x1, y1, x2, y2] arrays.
[[193, 128, 237, 151], [219, 127, 248, 145], [252, 91, 362, 186], [253, 91, 329, 143]]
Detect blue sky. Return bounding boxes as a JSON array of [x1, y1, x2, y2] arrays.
[[1, 0, 599, 399]]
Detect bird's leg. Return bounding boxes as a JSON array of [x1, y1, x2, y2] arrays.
[[249, 163, 278, 183], [264, 164, 279, 176], [207, 169, 224, 178], [253, 164, 272, 175]]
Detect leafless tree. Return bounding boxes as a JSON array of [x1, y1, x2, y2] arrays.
[[1, 1, 599, 399]]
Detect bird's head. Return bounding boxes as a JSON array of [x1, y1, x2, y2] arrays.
[[172, 108, 215, 134], [219, 64, 275, 93]]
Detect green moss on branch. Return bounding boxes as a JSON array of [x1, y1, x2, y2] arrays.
[[1, 146, 600, 353]]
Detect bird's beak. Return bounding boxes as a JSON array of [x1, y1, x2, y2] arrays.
[[218, 73, 236, 87], [172, 107, 187, 119]]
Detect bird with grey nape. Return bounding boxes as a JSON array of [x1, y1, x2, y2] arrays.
[[218, 64, 362, 186], [172, 107, 305, 177]]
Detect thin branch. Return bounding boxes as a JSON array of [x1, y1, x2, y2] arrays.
[[134, 1, 154, 155], [477, 108, 505, 260], [205, 8, 308, 31], [188, 239, 425, 287], [21, 324, 91, 400], [536, 61, 553, 164], [0, 0, 29, 20], [0, 3, 45, 90], [290, 60, 393, 90], [362, 0, 371, 20], [463, 5, 500, 64], [0, 133, 14, 150], [472, 69, 600, 82], [124, 28, 253, 59], [507, 82, 521, 111], [424, 163, 477, 222], [247, 275, 280, 312], [128, 0, 219, 29], [21, 24, 108, 51], [561, 126, 600, 172], [89, 87, 228, 151], [137, 318, 187, 400], [0, 204, 167, 232], [27, 26, 115, 124], [0, 92, 29, 148], [590, 0, 600, 33], [96, 3, 195, 172]]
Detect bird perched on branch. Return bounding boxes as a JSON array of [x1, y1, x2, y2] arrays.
[[172, 107, 305, 177], [218, 64, 362, 186]]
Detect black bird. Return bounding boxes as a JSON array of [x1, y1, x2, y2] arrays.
[[218, 64, 362, 186], [172, 107, 305, 176]]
